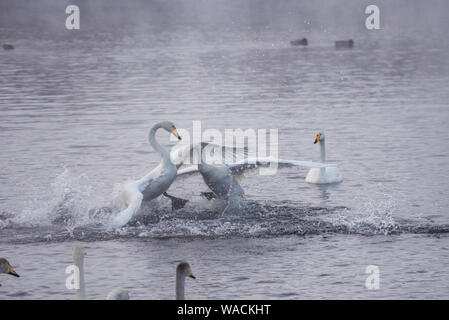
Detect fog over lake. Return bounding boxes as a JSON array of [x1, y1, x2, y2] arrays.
[[1, 0, 449, 299]]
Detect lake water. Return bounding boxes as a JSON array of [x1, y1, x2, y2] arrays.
[[1, 1, 449, 299]]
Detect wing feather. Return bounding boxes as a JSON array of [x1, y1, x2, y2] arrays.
[[229, 157, 335, 175]]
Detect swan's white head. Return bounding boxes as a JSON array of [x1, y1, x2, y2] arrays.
[[314, 131, 325, 144], [0, 258, 19, 277], [73, 246, 86, 266], [159, 121, 182, 141], [177, 261, 196, 280], [106, 288, 130, 300]]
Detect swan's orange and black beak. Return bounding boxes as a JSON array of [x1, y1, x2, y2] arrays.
[[189, 269, 196, 279], [314, 134, 321, 144], [172, 127, 182, 141], [8, 264, 19, 277]]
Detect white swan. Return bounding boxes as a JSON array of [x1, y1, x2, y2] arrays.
[[305, 132, 342, 184], [110, 121, 182, 228], [73, 246, 129, 300], [176, 261, 195, 300]]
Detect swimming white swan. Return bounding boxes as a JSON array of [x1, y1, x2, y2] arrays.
[[176, 261, 196, 300], [0, 258, 19, 286], [110, 121, 182, 228], [106, 288, 130, 300], [305, 132, 342, 184], [73, 246, 129, 300]]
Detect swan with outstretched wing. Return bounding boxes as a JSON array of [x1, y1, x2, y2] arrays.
[[175, 155, 336, 203]]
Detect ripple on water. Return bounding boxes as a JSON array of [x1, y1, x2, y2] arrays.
[[1, 198, 449, 244]]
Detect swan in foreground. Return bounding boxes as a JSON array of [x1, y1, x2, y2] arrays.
[[110, 121, 182, 228], [73, 246, 129, 300], [306, 132, 342, 184], [176, 261, 196, 300], [0, 258, 19, 286], [73, 247, 195, 300], [106, 288, 130, 300]]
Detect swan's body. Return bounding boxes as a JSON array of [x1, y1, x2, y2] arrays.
[[306, 132, 342, 184], [111, 121, 181, 228], [198, 161, 244, 199], [73, 247, 129, 300], [306, 166, 342, 184], [169, 142, 248, 201], [176, 261, 195, 300], [106, 288, 130, 300]]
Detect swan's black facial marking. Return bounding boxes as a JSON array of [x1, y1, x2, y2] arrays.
[[1, 258, 19, 277], [177, 261, 195, 279], [8, 264, 19, 277], [172, 126, 182, 140]]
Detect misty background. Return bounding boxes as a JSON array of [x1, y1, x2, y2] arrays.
[[1, 0, 449, 300], [1, 0, 449, 40]]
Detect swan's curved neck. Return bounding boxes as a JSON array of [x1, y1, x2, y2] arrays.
[[320, 140, 326, 163], [74, 258, 86, 300], [149, 125, 170, 160], [176, 272, 185, 300], [198, 158, 214, 172]]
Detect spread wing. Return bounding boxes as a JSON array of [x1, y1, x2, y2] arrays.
[[170, 142, 248, 168], [229, 157, 335, 175]]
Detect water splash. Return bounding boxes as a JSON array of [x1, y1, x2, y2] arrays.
[[8, 168, 119, 229], [321, 189, 400, 235], [1, 171, 449, 244]]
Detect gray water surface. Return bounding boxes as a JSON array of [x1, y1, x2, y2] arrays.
[[1, 1, 449, 299]]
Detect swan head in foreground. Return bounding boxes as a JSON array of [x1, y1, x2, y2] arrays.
[[158, 121, 182, 141], [177, 261, 196, 279], [176, 261, 195, 300], [306, 131, 343, 184], [0, 258, 19, 277]]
